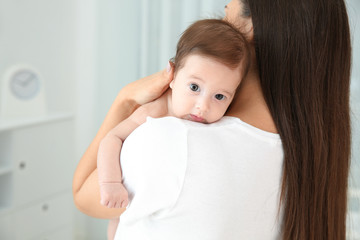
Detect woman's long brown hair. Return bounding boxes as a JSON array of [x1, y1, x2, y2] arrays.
[[241, 0, 352, 239]]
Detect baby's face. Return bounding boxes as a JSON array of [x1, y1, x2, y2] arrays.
[[170, 54, 242, 123]]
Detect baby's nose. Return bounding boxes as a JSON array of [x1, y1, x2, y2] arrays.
[[196, 98, 210, 113]]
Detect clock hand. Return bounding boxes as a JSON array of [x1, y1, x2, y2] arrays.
[[22, 77, 34, 87], [18, 73, 33, 87]]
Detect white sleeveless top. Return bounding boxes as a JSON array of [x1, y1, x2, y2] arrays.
[[115, 116, 283, 240]]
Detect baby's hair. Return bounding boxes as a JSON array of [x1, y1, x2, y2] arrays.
[[172, 19, 250, 81]]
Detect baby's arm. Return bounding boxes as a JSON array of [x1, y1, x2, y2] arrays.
[[97, 117, 138, 208], [97, 100, 166, 208], [72, 66, 173, 219]]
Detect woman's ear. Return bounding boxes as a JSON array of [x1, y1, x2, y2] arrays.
[[244, 18, 254, 41]]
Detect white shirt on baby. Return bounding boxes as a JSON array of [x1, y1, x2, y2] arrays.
[[115, 116, 283, 240]]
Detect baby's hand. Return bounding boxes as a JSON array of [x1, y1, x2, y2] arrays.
[[99, 182, 129, 208]]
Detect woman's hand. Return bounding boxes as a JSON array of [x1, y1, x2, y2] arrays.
[[118, 61, 174, 106]]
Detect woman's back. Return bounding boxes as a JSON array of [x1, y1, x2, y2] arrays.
[[116, 116, 283, 240]]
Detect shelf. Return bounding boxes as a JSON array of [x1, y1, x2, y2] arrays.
[[0, 112, 74, 132]]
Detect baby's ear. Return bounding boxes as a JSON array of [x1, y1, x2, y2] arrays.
[[169, 80, 174, 89]]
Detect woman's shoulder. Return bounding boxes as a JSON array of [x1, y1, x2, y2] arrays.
[[230, 111, 278, 134], [142, 116, 281, 144]]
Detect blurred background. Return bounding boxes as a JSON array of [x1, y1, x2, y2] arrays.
[[0, 0, 358, 239]]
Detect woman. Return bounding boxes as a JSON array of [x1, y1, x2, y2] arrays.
[[73, 0, 352, 239]]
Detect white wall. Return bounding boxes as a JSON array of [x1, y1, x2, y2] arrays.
[[347, 0, 360, 189], [347, 1, 360, 238], [348, 0, 360, 80], [0, 0, 76, 112]]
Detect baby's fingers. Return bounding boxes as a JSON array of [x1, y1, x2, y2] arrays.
[[120, 198, 129, 208], [99, 191, 112, 206], [100, 198, 109, 206], [113, 202, 120, 208], [107, 200, 116, 208]]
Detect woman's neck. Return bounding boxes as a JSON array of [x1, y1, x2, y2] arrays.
[[226, 69, 278, 133]]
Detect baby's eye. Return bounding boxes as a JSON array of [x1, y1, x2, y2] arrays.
[[215, 94, 226, 100], [189, 83, 200, 92]]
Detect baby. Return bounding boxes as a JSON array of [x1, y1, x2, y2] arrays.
[[97, 19, 250, 239]]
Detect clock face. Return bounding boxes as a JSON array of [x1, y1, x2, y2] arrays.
[[9, 69, 41, 100]]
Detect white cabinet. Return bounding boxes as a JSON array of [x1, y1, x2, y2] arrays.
[[0, 113, 75, 240], [40, 226, 74, 240]]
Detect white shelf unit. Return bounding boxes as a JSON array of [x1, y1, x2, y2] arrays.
[[0, 112, 74, 132], [0, 113, 75, 239]]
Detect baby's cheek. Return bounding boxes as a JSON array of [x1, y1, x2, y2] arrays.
[[175, 105, 187, 116], [213, 106, 229, 121]]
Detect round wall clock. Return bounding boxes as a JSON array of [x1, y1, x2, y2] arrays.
[[1, 64, 46, 119], [10, 69, 41, 100]]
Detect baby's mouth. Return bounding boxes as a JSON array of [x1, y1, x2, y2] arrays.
[[189, 114, 205, 123]]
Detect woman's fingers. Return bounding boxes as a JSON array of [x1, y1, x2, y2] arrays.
[[119, 61, 174, 106], [137, 61, 174, 104]]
